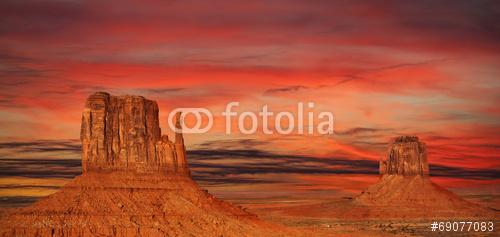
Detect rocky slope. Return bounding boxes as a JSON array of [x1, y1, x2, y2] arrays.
[[0, 92, 300, 237]]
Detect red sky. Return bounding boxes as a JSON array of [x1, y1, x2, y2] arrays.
[[0, 0, 499, 205]]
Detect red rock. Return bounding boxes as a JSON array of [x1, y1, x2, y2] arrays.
[[80, 92, 189, 175], [173, 112, 189, 175], [379, 136, 429, 176]]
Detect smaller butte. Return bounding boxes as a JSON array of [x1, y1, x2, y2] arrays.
[[282, 136, 496, 219]]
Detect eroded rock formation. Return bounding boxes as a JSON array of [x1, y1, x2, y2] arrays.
[[283, 135, 494, 219], [351, 135, 490, 218], [379, 136, 429, 176], [0, 92, 298, 237], [81, 92, 189, 175]]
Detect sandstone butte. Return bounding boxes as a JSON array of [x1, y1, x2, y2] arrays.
[[0, 92, 303, 237], [283, 136, 497, 219]]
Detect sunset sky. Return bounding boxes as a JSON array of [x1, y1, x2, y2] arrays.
[[0, 0, 499, 207]]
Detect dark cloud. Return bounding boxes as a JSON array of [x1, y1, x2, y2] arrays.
[[0, 65, 58, 79], [430, 165, 500, 180], [0, 158, 81, 179], [0, 139, 497, 182], [263, 84, 332, 95], [194, 139, 270, 150], [0, 140, 81, 153], [18, 1, 500, 48], [0, 140, 498, 207], [187, 148, 500, 181], [0, 52, 37, 64], [386, 0, 500, 42], [333, 59, 447, 87], [0, 51, 64, 86], [0, 0, 84, 36]]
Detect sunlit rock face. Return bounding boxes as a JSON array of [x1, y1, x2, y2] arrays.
[[80, 92, 189, 175], [379, 136, 429, 176]]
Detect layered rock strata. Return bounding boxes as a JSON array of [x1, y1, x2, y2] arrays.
[[379, 136, 429, 176], [80, 92, 189, 175]]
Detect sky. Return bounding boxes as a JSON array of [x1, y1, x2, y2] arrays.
[[0, 0, 499, 207]]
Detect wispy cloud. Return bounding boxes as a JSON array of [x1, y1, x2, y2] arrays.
[[332, 59, 448, 88], [263, 86, 309, 95], [137, 88, 185, 95]]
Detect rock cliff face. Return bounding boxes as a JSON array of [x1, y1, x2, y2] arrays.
[[379, 136, 429, 176], [80, 92, 189, 175]]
